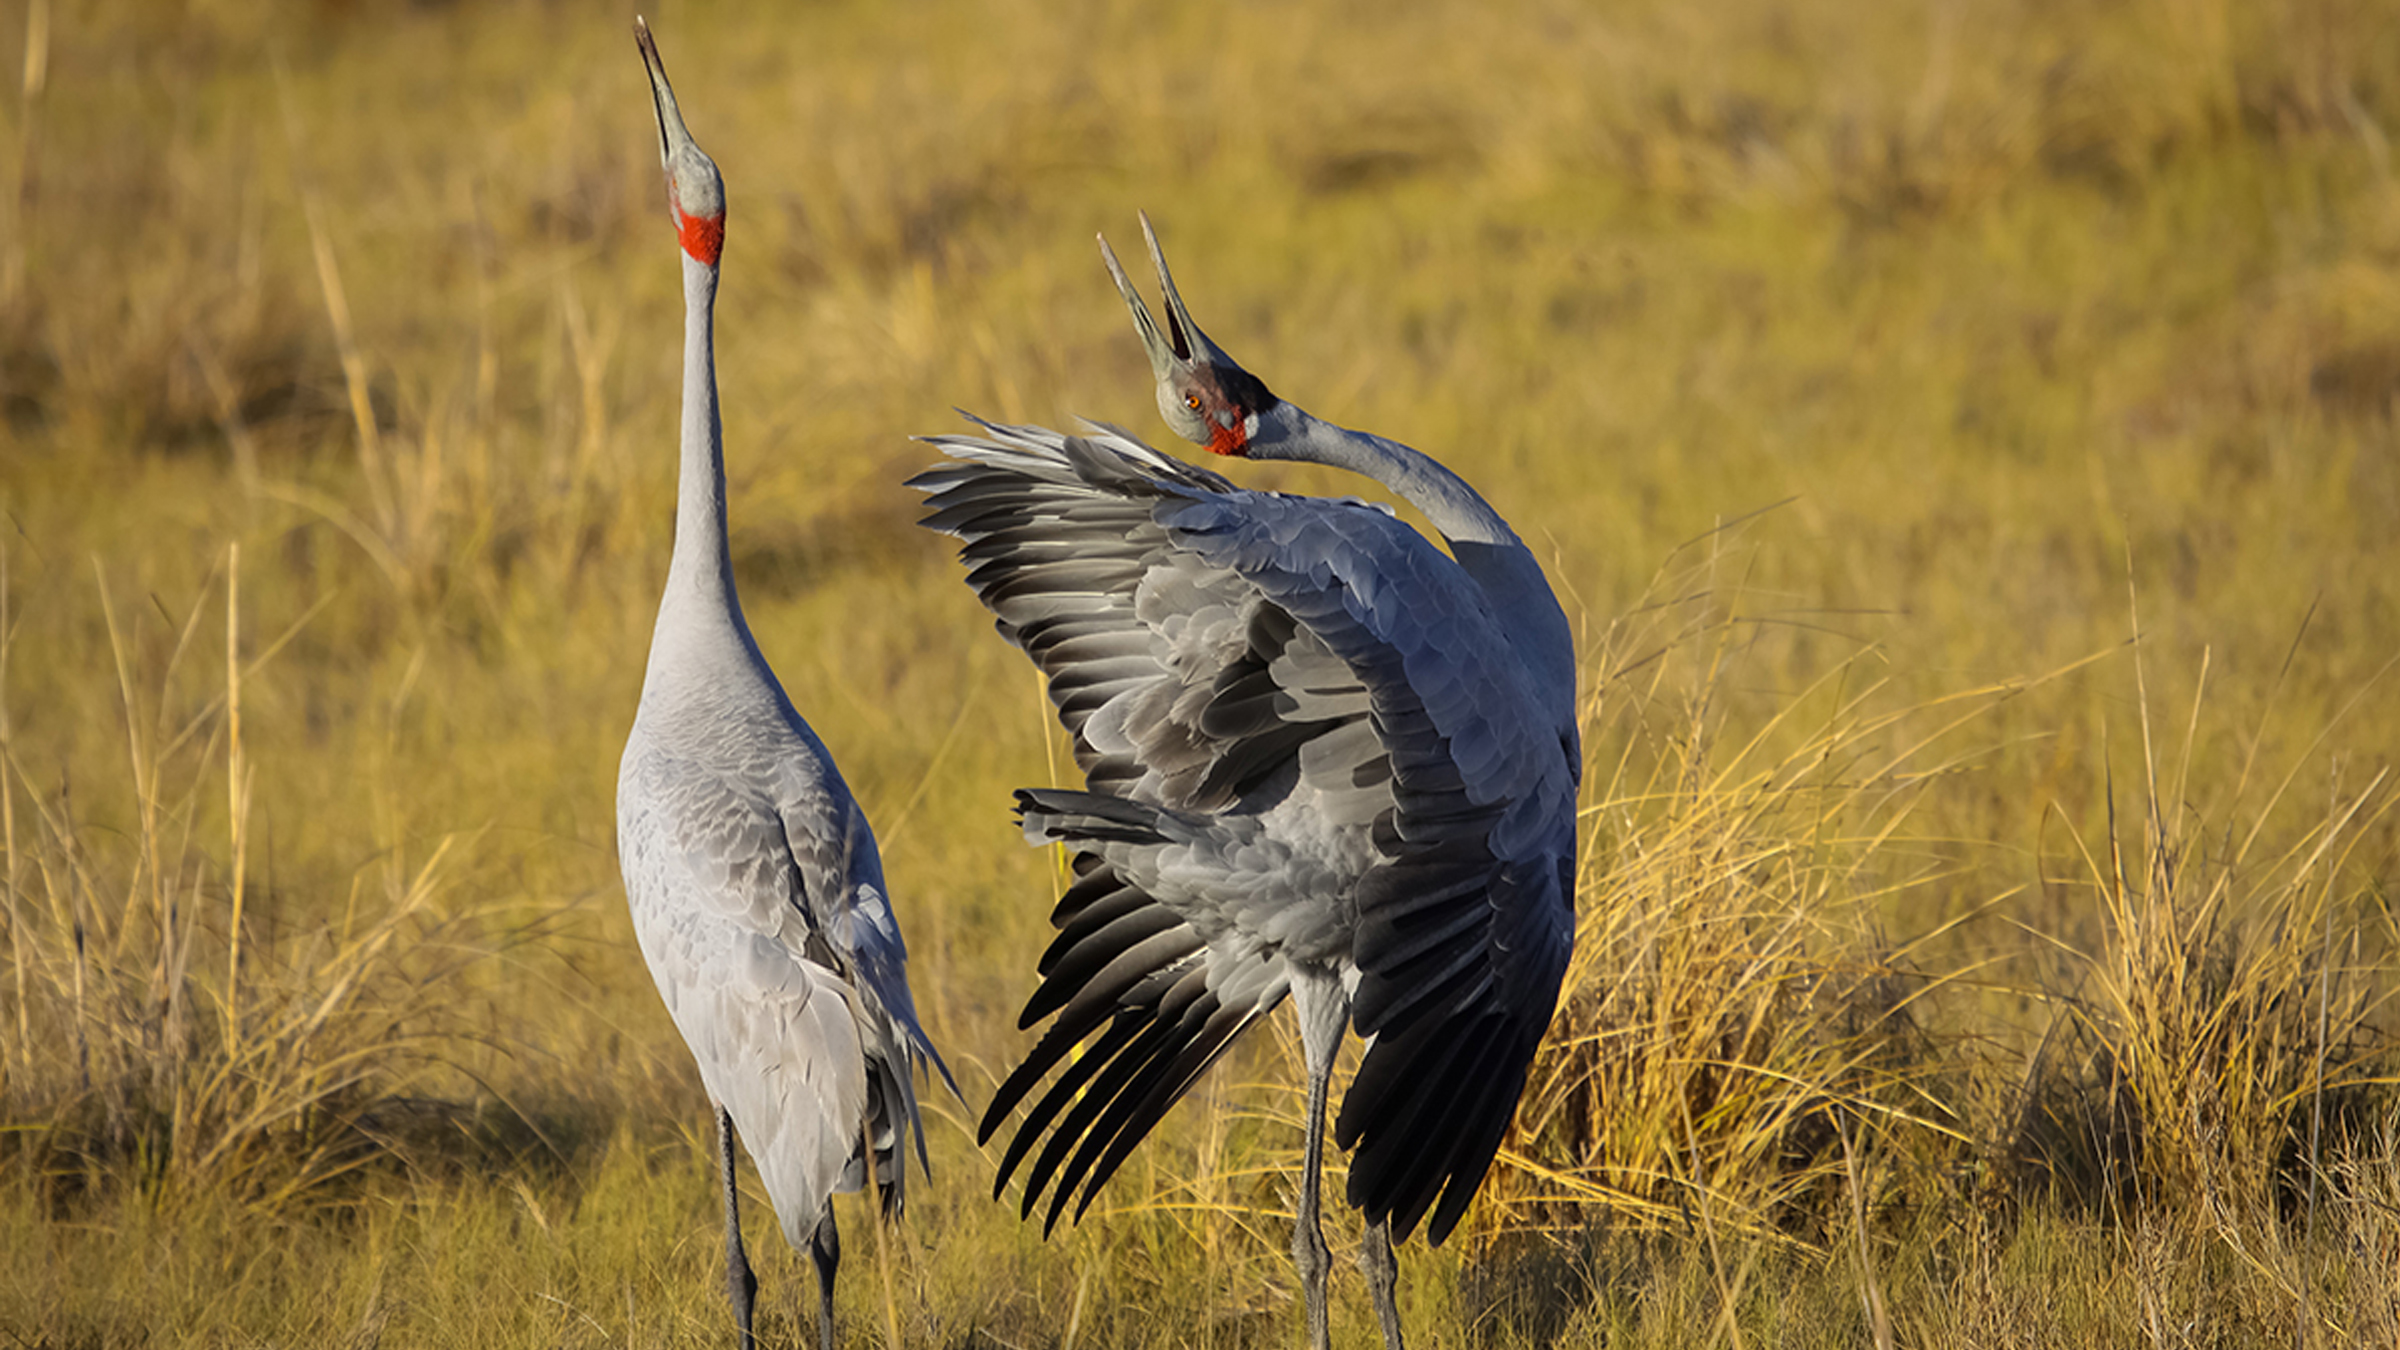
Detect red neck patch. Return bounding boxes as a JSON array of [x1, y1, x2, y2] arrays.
[[1208, 417, 1249, 457], [677, 208, 724, 267]]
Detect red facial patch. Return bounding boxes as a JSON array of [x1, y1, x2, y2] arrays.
[[1207, 415, 1249, 457], [677, 208, 725, 267]]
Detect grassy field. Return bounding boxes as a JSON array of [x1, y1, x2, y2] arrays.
[[4, 0, 2399, 1344]]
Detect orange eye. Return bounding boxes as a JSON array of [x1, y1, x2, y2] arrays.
[[1184, 394, 1202, 411]]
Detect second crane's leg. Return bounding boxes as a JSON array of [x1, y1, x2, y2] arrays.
[[715, 1106, 759, 1350], [810, 1201, 841, 1350], [1361, 1217, 1406, 1350], [1290, 971, 1349, 1350]]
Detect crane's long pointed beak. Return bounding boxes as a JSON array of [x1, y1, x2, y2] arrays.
[[1139, 212, 1210, 366], [1101, 212, 1243, 380], [1141, 213, 1243, 370], [1099, 229, 1183, 380], [634, 17, 695, 168]]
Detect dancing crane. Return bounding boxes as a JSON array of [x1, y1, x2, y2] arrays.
[[617, 20, 952, 1350], [912, 216, 1579, 1350]]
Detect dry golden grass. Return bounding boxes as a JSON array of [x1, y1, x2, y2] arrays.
[[0, 543, 507, 1217], [3, 0, 2398, 1345]]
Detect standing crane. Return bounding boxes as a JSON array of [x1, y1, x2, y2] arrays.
[[617, 20, 952, 1350], [912, 217, 1580, 1350]]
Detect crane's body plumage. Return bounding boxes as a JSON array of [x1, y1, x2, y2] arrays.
[[618, 654, 936, 1243], [921, 218, 1579, 1350], [920, 406, 1576, 1350], [617, 22, 945, 1350]]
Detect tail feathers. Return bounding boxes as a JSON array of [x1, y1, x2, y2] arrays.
[[847, 1054, 912, 1220], [1016, 787, 1185, 850]]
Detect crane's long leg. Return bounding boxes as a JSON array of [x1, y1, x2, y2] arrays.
[[715, 1106, 758, 1350], [1360, 1217, 1405, 1350], [1295, 1060, 1334, 1350], [1290, 970, 1350, 1350], [810, 1201, 841, 1350]]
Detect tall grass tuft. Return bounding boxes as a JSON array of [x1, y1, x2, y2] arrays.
[[1491, 530, 2023, 1246], [0, 544, 499, 1216], [2014, 621, 2399, 1226]]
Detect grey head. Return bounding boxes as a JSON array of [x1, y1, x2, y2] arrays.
[[1099, 214, 1280, 458], [635, 17, 725, 267]]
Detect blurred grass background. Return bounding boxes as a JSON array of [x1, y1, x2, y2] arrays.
[[2, 0, 2397, 1344]]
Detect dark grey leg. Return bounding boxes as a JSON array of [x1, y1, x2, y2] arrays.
[[1290, 972, 1349, 1350], [716, 1106, 758, 1350], [811, 1200, 841, 1350], [1295, 1053, 1335, 1350], [1361, 1217, 1405, 1350]]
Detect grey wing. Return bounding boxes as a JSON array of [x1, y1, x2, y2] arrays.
[[1156, 479, 1580, 1247], [980, 851, 1292, 1233], [915, 421, 1302, 1224], [770, 759, 958, 1213], [913, 418, 1266, 808]]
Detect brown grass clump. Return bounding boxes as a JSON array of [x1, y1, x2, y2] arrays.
[[2008, 620, 2399, 1225], [1492, 530, 1998, 1247], [0, 545, 507, 1216]]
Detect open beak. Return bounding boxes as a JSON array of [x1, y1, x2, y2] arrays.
[[1098, 212, 1239, 380], [634, 17, 695, 168]]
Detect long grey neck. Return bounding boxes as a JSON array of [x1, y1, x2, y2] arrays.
[[1259, 402, 1521, 549], [668, 252, 732, 606], [1260, 400, 1577, 719], [644, 251, 760, 694]]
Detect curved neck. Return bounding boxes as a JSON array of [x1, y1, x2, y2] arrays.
[[1255, 402, 1521, 549], [667, 251, 734, 611], [1255, 400, 1577, 718]]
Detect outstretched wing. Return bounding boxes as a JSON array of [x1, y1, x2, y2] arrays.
[[913, 419, 1575, 1244], [916, 421, 1306, 1226], [914, 419, 1257, 807], [980, 844, 1291, 1233], [1152, 477, 1577, 1245]]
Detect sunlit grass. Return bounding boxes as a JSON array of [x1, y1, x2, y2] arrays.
[[3, 0, 2398, 1344]]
